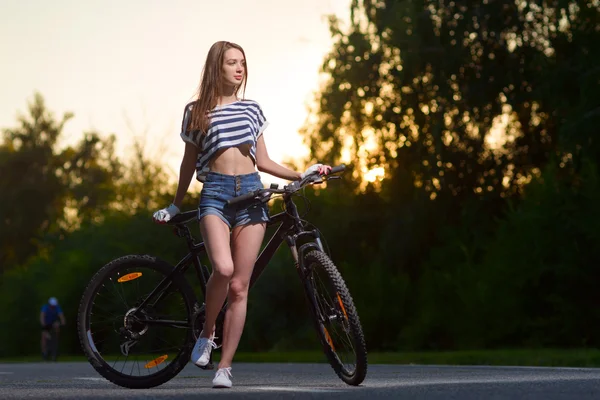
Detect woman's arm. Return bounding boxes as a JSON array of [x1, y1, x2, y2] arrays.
[[173, 142, 199, 208], [255, 136, 301, 181]]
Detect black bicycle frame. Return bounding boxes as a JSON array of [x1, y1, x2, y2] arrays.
[[133, 195, 323, 324], [248, 195, 325, 287]]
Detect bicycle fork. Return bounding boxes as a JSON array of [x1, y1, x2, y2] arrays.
[[287, 231, 328, 324]]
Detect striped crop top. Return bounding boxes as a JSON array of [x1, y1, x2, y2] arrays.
[[179, 99, 269, 182]]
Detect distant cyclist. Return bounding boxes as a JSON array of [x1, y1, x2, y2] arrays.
[[40, 297, 66, 361]]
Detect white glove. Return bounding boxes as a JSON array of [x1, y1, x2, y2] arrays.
[[301, 163, 332, 180], [153, 203, 180, 223]]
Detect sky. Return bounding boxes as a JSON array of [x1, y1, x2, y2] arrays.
[[0, 0, 351, 185]]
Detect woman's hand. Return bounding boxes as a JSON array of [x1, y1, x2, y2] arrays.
[[153, 203, 180, 223], [301, 163, 332, 179]]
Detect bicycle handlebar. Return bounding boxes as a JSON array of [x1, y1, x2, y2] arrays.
[[226, 190, 257, 206], [328, 164, 346, 175], [226, 164, 346, 207]]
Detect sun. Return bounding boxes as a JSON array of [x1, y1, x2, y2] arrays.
[[363, 166, 385, 183]]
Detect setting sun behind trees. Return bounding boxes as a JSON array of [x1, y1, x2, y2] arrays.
[[0, 0, 353, 187], [301, 1, 587, 197]]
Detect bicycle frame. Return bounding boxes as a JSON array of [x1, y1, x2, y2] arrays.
[[81, 165, 367, 387], [132, 194, 324, 325]]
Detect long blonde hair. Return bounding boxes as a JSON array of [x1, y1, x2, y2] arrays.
[[189, 41, 247, 135]]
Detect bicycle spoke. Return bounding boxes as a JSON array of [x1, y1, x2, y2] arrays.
[[89, 316, 120, 325], [108, 278, 130, 310]]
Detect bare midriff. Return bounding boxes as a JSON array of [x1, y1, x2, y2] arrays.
[[207, 145, 257, 176]]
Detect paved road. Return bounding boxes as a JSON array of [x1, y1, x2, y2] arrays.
[[2, 362, 600, 399]]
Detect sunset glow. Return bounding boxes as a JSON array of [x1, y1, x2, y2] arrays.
[[0, 0, 351, 188], [363, 166, 385, 183]]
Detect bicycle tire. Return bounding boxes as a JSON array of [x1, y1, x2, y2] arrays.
[[77, 254, 197, 389], [302, 250, 368, 385]]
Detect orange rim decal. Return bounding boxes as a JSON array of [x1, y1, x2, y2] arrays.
[[323, 327, 335, 352], [144, 355, 168, 369], [117, 272, 142, 283], [337, 294, 348, 320]]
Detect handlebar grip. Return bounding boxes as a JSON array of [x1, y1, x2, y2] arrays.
[[329, 164, 346, 174], [226, 190, 259, 206]]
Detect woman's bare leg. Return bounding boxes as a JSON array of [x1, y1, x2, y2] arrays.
[[218, 222, 266, 368], [200, 215, 234, 339]]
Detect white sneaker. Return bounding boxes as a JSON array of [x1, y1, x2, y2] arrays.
[[212, 367, 232, 388], [190, 335, 217, 367]]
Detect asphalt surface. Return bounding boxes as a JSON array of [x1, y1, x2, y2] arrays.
[[2, 361, 600, 399]]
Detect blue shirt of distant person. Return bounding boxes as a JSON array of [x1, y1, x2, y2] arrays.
[[41, 297, 65, 330]]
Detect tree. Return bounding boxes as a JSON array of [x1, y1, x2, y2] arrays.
[[0, 93, 122, 270], [296, 0, 600, 350], [304, 0, 599, 200], [1, 93, 71, 268]]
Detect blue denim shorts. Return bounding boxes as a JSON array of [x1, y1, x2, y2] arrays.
[[198, 171, 270, 229]]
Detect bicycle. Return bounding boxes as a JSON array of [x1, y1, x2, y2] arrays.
[[77, 164, 367, 388], [42, 322, 60, 361]]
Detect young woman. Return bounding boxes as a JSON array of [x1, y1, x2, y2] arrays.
[[153, 41, 331, 389]]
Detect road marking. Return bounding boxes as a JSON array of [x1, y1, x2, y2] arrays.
[[253, 386, 343, 393], [0, 372, 13, 375]]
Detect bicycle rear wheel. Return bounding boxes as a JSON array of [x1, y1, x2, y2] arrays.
[[302, 250, 367, 385], [49, 329, 59, 361], [77, 255, 197, 388]]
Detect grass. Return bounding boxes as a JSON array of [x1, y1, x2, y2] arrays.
[[3, 349, 600, 367]]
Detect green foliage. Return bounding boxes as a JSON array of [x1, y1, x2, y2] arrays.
[[0, 93, 175, 273], [0, 211, 189, 357], [480, 159, 600, 347], [0, 93, 72, 269], [297, 0, 600, 352], [0, 93, 122, 270], [244, 246, 319, 351], [0, 92, 180, 357]]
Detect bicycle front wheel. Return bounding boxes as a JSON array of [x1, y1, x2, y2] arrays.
[[302, 250, 367, 385], [77, 255, 197, 388]]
